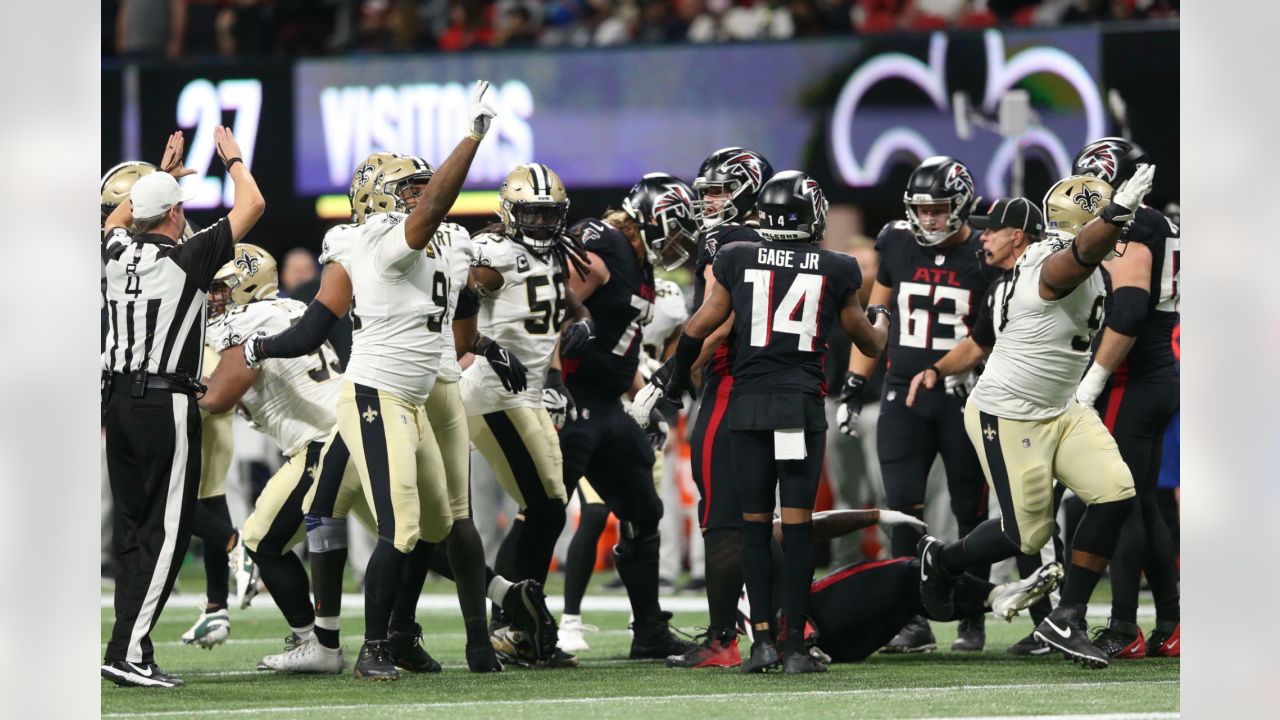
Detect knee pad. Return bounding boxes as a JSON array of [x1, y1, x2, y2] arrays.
[[1018, 521, 1054, 556], [614, 525, 660, 563], [306, 515, 348, 554]]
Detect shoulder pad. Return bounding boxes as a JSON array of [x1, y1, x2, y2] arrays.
[[875, 220, 913, 247], [468, 232, 518, 273], [215, 300, 290, 351], [320, 223, 359, 266]]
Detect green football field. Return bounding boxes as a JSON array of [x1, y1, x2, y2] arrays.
[[101, 574, 1179, 719]]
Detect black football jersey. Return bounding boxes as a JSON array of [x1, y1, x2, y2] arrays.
[[971, 268, 1014, 350], [875, 221, 990, 385], [693, 223, 761, 378], [564, 218, 655, 400], [1105, 206, 1180, 380], [712, 240, 862, 397]]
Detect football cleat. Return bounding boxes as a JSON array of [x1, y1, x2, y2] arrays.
[[1092, 620, 1147, 659], [502, 579, 559, 661], [101, 660, 185, 688], [386, 624, 442, 673], [465, 644, 504, 673], [918, 535, 955, 620], [740, 640, 781, 673], [782, 650, 828, 674], [1034, 606, 1110, 669], [630, 611, 700, 660], [951, 616, 986, 652], [990, 562, 1064, 621], [491, 625, 579, 668], [181, 606, 230, 649], [353, 640, 400, 680], [665, 628, 741, 669], [228, 533, 260, 610], [1006, 631, 1052, 656], [880, 615, 937, 654], [1147, 625, 1180, 657], [558, 614, 597, 653], [258, 633, 345, 674]]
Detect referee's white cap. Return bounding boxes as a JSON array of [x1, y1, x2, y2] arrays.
[[130, 172, 199, 220]]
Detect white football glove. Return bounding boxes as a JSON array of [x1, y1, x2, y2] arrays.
[[1075, 362, 1111, 408], [242, 331, 267, 370], [877, 509, 927, 533], [467, 80, 498, 141], [630, 382, 664, 428], [1103, 163, 1155, 226]]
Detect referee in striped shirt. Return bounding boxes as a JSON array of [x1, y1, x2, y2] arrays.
[[100, 127, 264, 688]]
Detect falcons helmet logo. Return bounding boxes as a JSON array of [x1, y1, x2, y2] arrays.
[[1077, 144, 1119, 182], [719, 153, 764, 188], [804, 178, 828, 221], [943, 163, 974, 196], [653, 183, 692, 217]]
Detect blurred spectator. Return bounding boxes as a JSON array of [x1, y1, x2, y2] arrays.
[[280, 248, 320, 296], [438, 0, 495, 51], [636, 0, 689, 43], [116, 0, 186, 59], [494, 4, 541, 47]]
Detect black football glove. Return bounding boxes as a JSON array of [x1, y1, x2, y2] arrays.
[[560, 318, 595, 358], [866, 304, 890, 325], [475, 336, 528, 393], [835, 372, 868, 438], [645, 407, 670, 452], [543, 368, 576, 430]]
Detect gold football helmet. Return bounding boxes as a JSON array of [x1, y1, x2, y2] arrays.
[[210, 243, 278, 317], [1042, 175, 1113, 238], [367, 155, 435, 217], [498, 163, 570, 254], [101, 161, 158, 220], [348, 152, 400, 224]]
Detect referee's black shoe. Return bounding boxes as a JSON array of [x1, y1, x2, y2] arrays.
[[1034, 606, 1110, 669], [918, 535, 955, 621], [101, 660, 185, 688], [354, 640, 401, 680], [386, 624, 442, 673]]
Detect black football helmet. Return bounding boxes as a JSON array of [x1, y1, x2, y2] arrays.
[[903, 156, 977, 247], [692, 147, 773, 230], [622, 172, 698, 270], [1072, 137, 1150, 187], [755, 170, 828, 245]]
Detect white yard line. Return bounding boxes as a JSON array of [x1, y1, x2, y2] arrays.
[[103, 680, 1178, 718]]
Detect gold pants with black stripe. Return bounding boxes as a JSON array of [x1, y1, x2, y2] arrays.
[[965, 400, 1135, 555], [337, 380, 452, 552], [426, 380, 471, 521], [469, 406, 566, 509], [303, 426, 377, 533], [248, 439, 373, 556], [198, 345, 231, 499]]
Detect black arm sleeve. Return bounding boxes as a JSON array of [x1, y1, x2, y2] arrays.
[[1104, 286, 1150, 336], [972, 285, 998, 349], [258, 301, 340, 359], [455, 285, 481, 321]]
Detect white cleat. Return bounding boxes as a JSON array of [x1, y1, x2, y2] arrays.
[[557, 614, 597, 653], [182, 606, 230, 649], [990, 562, 1064, 621], [228, 532, 261, 610], [258, 634, 345, 674]]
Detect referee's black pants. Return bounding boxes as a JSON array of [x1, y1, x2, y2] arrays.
[[103, 388, 201, 665]]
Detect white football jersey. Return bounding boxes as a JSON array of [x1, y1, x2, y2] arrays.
[[434, 223, 473, 384], [341, 212, 448, 405], [460, 233, 565, 414], [641, 278, 688, 362], [970, 237, 1106, 421], [208, 298, 342, 456]]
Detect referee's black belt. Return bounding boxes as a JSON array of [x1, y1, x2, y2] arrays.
[[103, 371, 206, 398]]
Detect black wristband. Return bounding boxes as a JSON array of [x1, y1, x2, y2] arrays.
[[546, 367, 563, 387], [224, 157, 243, 171], [1070, 241, 1099, 269], [925, 365, 942, 380]]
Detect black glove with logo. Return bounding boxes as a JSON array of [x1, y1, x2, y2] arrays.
[[475, 336, 528, 393]]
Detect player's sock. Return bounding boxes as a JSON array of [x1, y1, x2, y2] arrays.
[[492, 517, 524, 621], [389, 540, 435, 635], [1060, 497, 1136, 609], [957, 519, 992, 584], [248, 547, 316, 631], [614, 521, 662, 624], [427, 541, 455, 581], [193, 496, 235, 609], [363, 539, 406, 642], [1107, 505, 1145, 624], [564, 502, 610, 616], [486, 575, 514, 606], [780, 522, 814, 656], [1137, 494, 1181, 625], [742, 520, 775, 640], [445, 519, 491, 645], [702, 527, 744, 633], [951, 572, 997, 618], [310, 547, 347, 648], [888, 506, 925, 559], [517, 501, 567, 587], [940, 518, 1020, 574]]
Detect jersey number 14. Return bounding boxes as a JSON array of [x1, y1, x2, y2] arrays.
[[743, 269, 825, 351]]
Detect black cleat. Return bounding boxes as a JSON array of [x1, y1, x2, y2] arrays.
[[1091, 619, 1147, 659], [353, 640, 401, 680], [783, 651, 828, 674], [466, 644, 504, 673], [491, 626, 580, 668], [630, 611, 699, 660], [1006, 631, 1052, 656], [502, 579, 559, 661], [1034, 606, 1110, 669], [741, 640, 781, 673], [952, 616, 986, 652], [918, 535, 955, 621], [101, 660, 185, 688], [387, 624, 442, 673], [880, 615, 937, 654]]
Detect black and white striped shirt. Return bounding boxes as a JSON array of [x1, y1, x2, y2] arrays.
[[101, 218, 234, 377]]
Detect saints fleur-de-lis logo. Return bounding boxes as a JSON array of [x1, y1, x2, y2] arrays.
[[234, 252, 260, 275], [1072, 185, 1103, 214]]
